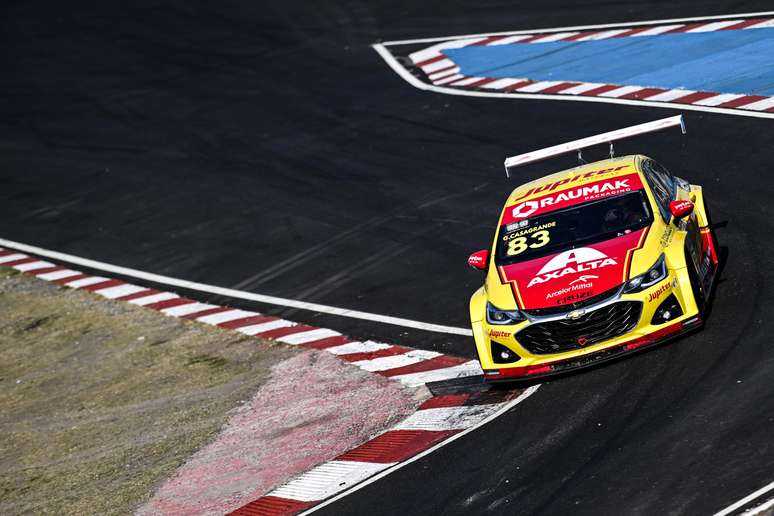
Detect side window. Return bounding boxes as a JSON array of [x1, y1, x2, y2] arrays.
[[650, 160, 676, 196], [642, 159, 674, 222]]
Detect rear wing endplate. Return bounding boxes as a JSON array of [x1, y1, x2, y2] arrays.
[[503, 115, 686, 178]]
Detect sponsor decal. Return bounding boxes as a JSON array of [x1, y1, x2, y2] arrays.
[[527, 247, 617, 288], [503, 172, 643, 224], [546, 283, 594, 305], [510, 166, 629, 203], [570, 274, 598, 285], [499, 228, 646, 311], [488, 329, 512, 338], [647, 281, 671, 302], [505, 220, 530, 232], [503, 221, 556, 240], [555, 290, 592, 306]]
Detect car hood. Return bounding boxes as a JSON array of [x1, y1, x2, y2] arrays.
[[495, 228, 648, 310]]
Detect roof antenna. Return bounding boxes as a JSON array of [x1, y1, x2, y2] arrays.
[[609, 141, 615, 158], [577, 149, 586, 164]]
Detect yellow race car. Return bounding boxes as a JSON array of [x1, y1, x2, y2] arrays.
[[468, 116, 718, 381]]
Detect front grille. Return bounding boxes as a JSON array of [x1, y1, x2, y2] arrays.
[[516, 301, 642, 355], [521, 285, 621, 317]]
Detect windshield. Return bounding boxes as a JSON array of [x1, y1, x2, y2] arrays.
[[496, 190, 652, 265]]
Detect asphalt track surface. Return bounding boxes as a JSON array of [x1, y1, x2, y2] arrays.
[[3, 1, 774, 514]]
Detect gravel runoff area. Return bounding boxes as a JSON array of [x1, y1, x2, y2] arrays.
[[0, 268, 429, 515]]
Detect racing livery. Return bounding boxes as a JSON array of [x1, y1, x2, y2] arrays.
[[468, 117, 718, 380]]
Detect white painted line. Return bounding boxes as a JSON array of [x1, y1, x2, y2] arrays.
[[352, 349, 441, 372], [687, 20, 741, 32], [560, 82, 607, 95], [423, 58, 456, 73], [645, 88, 696, 101], [95, 284, 149, 299], [13, 260, 54, 271], [694, 93, 744, 106], [277, 328, 341, 345], [391, 360, 483, 387], [741, 97, 774, 111], [237, 319, 294, 336], [161, 302, 216, 317], [488, 34, 534, 45], [713, 479, 774, 516], [196, 309, 257, 325], [516, 80, 564, 93], [128, 292, 179, 306], [36, 269, 81, 281], [598, 85, 644, 98], [0, 238, 473, 336], [575, 28, 632, 40], [303, 385, 541, 514], [393, 404, 503, 431], [382, 11, 774, 45], [65, 276, 108, 288], [480, 78, 525, 89], [630, 24, 685, 36], [449, 76, 486, 86], [326, 341, 392, 356], [434, 74, 465, 85], [428, 67, 459, 81], [272, 461, 394, 502], [529, 31, 579, 43], [0, 253, 27, 264]]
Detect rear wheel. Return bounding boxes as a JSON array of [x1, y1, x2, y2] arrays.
[[686, 250, 706, 315]]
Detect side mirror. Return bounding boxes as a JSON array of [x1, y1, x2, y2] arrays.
[[468, 249, 490, 270], [669, 200, 694, 220]]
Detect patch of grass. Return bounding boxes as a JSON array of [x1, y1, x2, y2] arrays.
[[0, 269, 294, 515]]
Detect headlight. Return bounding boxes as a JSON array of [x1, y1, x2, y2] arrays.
[[486, 302, 526, 325], [623, 254, 667, 293]]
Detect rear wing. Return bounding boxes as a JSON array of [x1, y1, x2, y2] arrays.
[[503, 115, 686, 178]]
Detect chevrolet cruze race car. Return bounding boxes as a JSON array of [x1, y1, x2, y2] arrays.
[[468, 116, 718, 381]]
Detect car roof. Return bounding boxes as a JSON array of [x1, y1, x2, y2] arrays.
[[505, 155, 643, 205]]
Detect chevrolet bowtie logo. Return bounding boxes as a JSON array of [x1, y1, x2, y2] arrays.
[[566, 309, 586, 320]]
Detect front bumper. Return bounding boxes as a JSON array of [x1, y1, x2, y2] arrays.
[[482, 315, 702, 381]]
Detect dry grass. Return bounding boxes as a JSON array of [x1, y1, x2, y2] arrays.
[[0, 268, 293, 515]]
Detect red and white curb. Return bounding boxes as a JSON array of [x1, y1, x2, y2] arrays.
[[230, 386, 538, 515], [374, 14, 774, 118], [0, 246, 538, 515], [0, 247, 481, 388]]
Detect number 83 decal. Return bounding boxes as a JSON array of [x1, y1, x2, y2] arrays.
[[507, 230, 550, 256]]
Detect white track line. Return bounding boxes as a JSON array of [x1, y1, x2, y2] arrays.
[[303, 384, 541, 514], [36, 269, 81, 281], [236, 319, 294, 336], [381, 10, 774, 45], [14, 260, 54, 271], [195, 309, 257, 325], [0, 238, 473, 336], [95, 284, 149, 299], [128, 292, 179, 306], [713, 479, 774, 516], [64, 276, 108, 288], [277, 328, 341, 345]]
